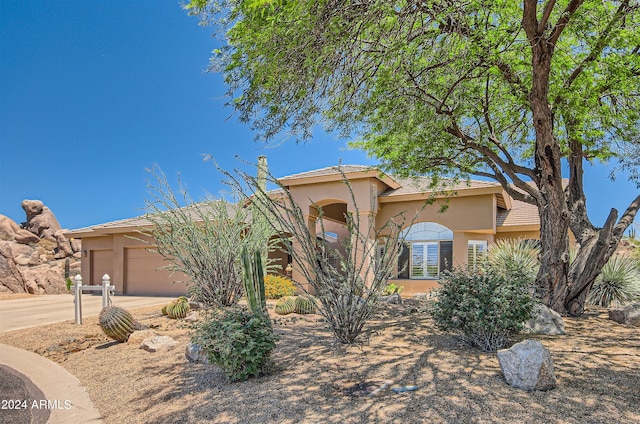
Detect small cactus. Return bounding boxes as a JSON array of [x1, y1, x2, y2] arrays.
[[161, 304, 169, 315], [275, 296, 297, 315], [99, 306, 143, 342], [166, 296, 190, 319], [294, 295, 317, 315]]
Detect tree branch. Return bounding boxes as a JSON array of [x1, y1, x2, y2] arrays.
[[613, 195, 640, 239], [553, 1, 630, 108], [538, 0, 557, 34], [547, 0, 585, 47]]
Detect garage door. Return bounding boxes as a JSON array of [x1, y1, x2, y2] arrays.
[[124, 248, 188, 296]]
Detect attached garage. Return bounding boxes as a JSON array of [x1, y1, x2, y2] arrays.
[[90, 250, 113, 286], [124, 247, 187, 296]]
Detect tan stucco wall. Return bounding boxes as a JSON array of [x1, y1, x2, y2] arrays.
[[377, 194, 497, 234], [79, 232, 187, 295], [288, 178, 379, 217]]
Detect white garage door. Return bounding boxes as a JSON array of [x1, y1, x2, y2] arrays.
[[124, 248, 188, 296]]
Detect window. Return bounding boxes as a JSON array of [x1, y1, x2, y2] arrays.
[[398, 222, 453, 279], [468, 240, 488, 271]]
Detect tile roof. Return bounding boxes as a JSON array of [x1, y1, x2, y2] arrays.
[[65, 164, 539, 235], [379, 176, 501, 197], [496, 199, 540, 227], [279, 164, 377, 180], [65, 200, 239, 236]]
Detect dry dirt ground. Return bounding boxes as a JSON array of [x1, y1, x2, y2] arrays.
[[0, 297, 638, 424]]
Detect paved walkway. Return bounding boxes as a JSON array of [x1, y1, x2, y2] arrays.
[[0, 294, 171, 423], [0, 294, 171, 332]]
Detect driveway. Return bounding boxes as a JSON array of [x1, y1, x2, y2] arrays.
[[0, 294, 172, 332]]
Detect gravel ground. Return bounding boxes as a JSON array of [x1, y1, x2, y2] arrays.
[[0, 299, 638, 424]]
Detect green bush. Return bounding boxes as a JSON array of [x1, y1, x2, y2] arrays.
[[192, 307, 278, 381], [430, 264, 535, 352], [382, 283, 404, 296], [264, 274, 296, 299], [588, 254, 640, 307]]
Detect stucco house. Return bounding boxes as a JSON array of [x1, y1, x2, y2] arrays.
[[65, 164, 539, 296]]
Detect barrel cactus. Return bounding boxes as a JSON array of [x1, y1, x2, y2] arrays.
[[161, 304, 169, 315], [99, 306, 143, 342], [166, 296, 191, 319], [275, 296, 297, 315], [295, 295, 317, 315]]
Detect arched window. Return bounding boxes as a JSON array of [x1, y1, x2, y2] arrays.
[[398, 222, 453, 279], [401, 222, 453, 241]]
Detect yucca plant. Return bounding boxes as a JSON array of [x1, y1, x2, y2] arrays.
[[487, 238, 540, 283], [588, 254, 640, 308]]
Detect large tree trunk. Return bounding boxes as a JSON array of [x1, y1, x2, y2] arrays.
[[524, 12, 573, 315]]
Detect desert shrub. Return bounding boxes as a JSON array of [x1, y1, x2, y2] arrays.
[[430, 264, 535, 352], [224, 163, 409, 344], [588, 254, 640, 307], [264, 274, 296, 299], [382, 283, 404, 296], [193, 306, 278, 381], [142, 164, 274, 308]]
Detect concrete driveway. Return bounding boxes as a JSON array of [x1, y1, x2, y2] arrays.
[[0, 294, 172, 332]]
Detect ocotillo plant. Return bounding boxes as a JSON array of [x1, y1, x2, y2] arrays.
[[241, 247, 267, 317]]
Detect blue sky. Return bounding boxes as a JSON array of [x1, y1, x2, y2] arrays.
[[0, 1, 637, 232]]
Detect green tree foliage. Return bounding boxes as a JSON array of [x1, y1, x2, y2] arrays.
[[187, 0, 640, 316]]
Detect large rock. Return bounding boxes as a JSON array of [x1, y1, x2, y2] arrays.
[[14, 229, 40, 244], [20, 263, 66, 294], [0, 243, 25, 293], [608, 303, 640, 327], [185, 342, 209, 363], [0, 215, 21, 241], [497, 339, 556, 391], [54, 230, 74, 258], [128, 330, 158, 346], [141, 336, 179, 352], [21, 200, 61, 241], [524, 304, 566, 335], [380, 293, 403, 304]]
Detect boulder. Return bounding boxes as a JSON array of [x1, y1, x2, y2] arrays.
[[608, 303, 640, 327], [184, 312, 200, 323], [524, 304, 566, 335], [70, 238, 81, 253], [141, 336, 179, 352], [20, 263, 66, 294], [185, 342, 209, 363], [128, 330, 158, 346], [14, 229, 40, 244], [497, 339, 556, 391], [380, 293, 403, 304], [54, 230, 74, 258], [21, 200, 61, 241], [0, 243, 25, 293], [0, 215, 21, 241]]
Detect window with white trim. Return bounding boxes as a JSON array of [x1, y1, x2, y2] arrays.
[[467, 240, 488, 271], [397, 222, 453, 279]]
